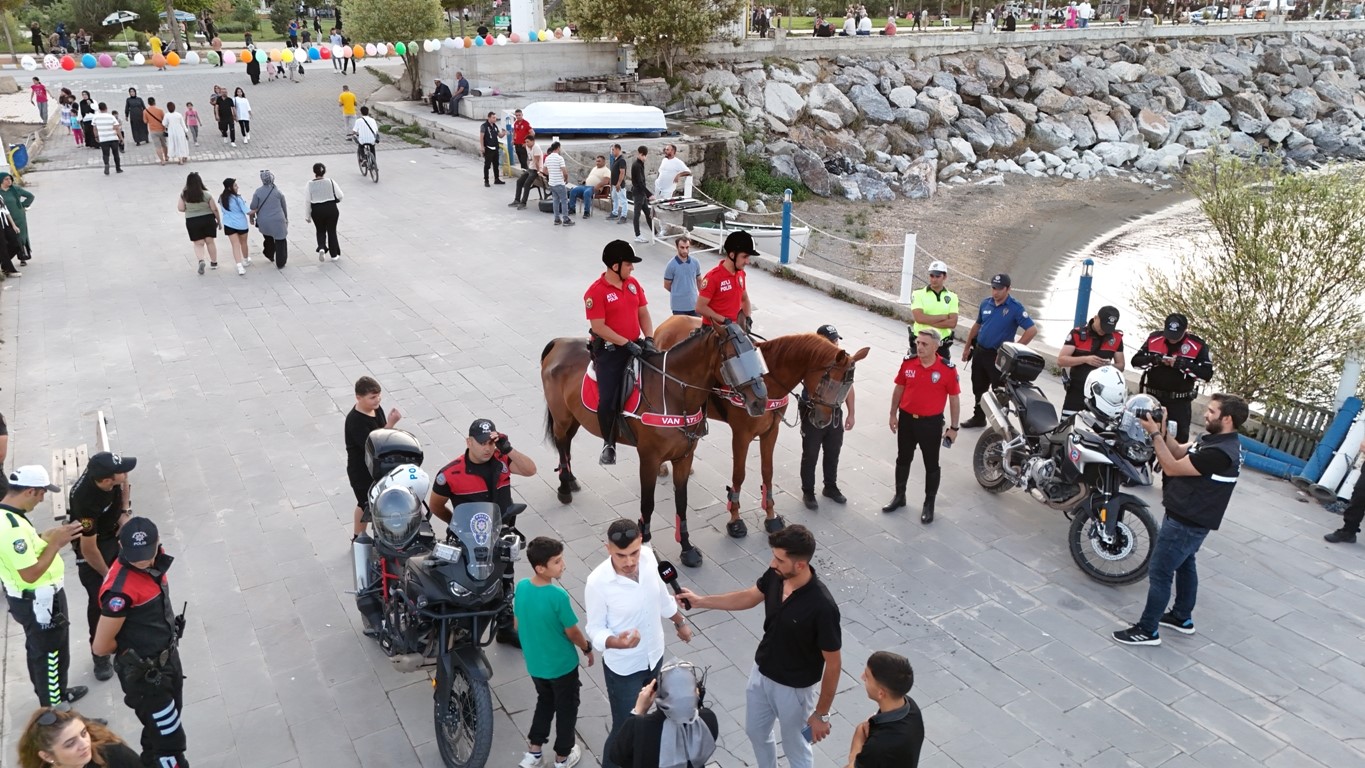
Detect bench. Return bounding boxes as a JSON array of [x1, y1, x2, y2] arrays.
[[50, 411, 122, 520]]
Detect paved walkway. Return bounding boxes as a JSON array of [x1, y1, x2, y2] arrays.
[[2, 134, 1364, 768]]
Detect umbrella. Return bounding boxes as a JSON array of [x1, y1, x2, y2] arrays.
[[158, 10, 198, 22], [101, 10, 138, 47]]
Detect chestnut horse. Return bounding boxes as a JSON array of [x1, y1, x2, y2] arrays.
[[540, 323, 768, 567], [653, 316, 870, 537]]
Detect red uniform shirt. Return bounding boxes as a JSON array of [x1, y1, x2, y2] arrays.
[[585, 274, 648, 341], [698, 262, 746, 326], [512, 118, 532, 146], [894, 355, 960, 415]]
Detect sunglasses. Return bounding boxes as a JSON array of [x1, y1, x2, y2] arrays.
[[608, 526, 640, 547]]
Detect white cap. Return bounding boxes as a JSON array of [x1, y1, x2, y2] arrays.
[[7, 465, 59, 492], [928, 260, 948, 275]]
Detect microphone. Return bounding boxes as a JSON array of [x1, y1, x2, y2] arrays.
[[657, 560, 691, 610]]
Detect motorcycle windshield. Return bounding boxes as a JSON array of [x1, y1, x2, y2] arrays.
[[448, 502, 499, 581]]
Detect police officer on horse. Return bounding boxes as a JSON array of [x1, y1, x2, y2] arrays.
[[586, 240, 658, 465]]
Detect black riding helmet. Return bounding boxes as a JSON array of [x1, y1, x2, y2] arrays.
[[602, 239, 643, 270], [722, 230, 760, 264]]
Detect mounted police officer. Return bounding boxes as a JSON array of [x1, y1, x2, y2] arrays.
[[960, 274, 1037, 429], [93, 517, 188, 768], [69, 450, 137, 683], [0, 466, 88, 709], [910, 260, 959, 361], [695, 231, 758, 330], [1057, 306, 1125, 418], [586, 240, 657, 466], [1130, 313, 1214, 442], [800, 324, 856, 510]]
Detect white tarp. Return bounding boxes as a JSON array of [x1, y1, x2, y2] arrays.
[[520, 101, 667, 136]]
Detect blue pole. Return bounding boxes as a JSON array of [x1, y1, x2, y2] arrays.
[[780, 188, 792, 265], [1073, 258, 1094, 328], [1295, 396, 1362, 486]]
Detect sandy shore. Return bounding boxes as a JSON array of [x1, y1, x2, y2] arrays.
[[788, 173, 1193, 299]]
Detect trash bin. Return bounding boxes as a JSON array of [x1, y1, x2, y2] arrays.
[[9, 144, 28, 170]]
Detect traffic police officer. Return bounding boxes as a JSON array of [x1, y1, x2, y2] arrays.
[[69, 450, 137, 682], [695, 230, 758, 328], [0, 465, 88, 709], [1130, 313, 1214, 442], [429, 417, 537, 646], [885, 329, 961, 523], [93, 517, 188, 768], [910, 260, 959, 361], [799, 324, 857, 510], [961, 273, 1038, 428], [586, 240, 657, 466], [1057, 306, 1125, 418]]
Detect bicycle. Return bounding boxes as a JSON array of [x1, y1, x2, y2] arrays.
[[356, 141, 378, 183]]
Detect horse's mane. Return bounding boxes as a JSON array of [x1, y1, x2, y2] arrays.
[[757, 333, 840, 364]]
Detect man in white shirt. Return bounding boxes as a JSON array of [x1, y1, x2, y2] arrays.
[[89, 102, 123, 175], [585, 519, 692, 768], [653, 144, 692, 201], [543, 141, 572, 226], [352, 105, 379, 164], [509, 133, 546, 210], [567, 154, 614, 219], [1079, 1, 1093, 26]]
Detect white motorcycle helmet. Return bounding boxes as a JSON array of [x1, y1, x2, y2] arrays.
[[1084, 365, 1127, 419], [368, 463, 431, 508]]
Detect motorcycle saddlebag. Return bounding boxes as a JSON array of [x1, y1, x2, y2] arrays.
[[365, 428, 425, 481], [995, 342, 1046, 384]]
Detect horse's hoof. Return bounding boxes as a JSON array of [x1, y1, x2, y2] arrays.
[[680, 547, 704, 567], [726, 519, 748, 539], [764, 516, 786, 534], [557, 489, 572, 504]]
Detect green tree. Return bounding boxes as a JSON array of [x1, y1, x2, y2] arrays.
[[567, 0, 746, 76], [1, 0, 25, 62], [342, 0, 442, 98], [1133, 154, 1365, 409], [268, 0, 293, 35], [231, 0, 258, 28]]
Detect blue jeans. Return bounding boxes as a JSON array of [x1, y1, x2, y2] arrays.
[[610, 187, 627, 217], [550, 184, 568, 222], [1137, 514, 1210, 635], [567, 185, 594, 214], [601, 659, 660, 768]]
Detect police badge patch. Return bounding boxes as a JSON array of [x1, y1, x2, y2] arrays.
[[585, 298, 594, 309], [13, 539, 27, 554], [931, 371, 941, 383]]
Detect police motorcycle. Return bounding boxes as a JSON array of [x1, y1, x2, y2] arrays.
[[971, 343, 1161, 585], [350, 429, 525, 768]]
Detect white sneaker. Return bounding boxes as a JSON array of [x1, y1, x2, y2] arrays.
[[554, 745, 582, 768], [244, 135, 250, 144], [231, 141, 237, 147], [517, 752, 544, 768], [236, 263, 246, 275], [244, 256, 252, 266], [317, 248, 325, 262], [633, 235, 648, 243], [223, 137, 228, 144]]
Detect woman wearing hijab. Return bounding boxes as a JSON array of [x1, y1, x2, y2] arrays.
[[0, 172, 35, 264], [0, 198, 26, 277], [78, 90, 97, 148], [305, 162, 343, 261], [249, 170, 289, 268], [246, 44, 261, 85], [164, 102, 190, 164], [124, 87, 148, 146], [609, 663, 719, 768]]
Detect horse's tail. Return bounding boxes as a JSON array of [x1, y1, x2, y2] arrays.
[[544, 406, 556, 445]]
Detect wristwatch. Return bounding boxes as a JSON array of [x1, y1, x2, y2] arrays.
[[580, 642, 592, 654], [814, 712, 831, 723]]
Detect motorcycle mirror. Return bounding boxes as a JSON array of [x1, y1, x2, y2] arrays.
[[503, 503, 527, 523]]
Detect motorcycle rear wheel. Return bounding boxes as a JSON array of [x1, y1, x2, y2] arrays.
[[1068, 503, 1157, 585], [434, 660, 494, 768], [973, 429, 1013, 493]]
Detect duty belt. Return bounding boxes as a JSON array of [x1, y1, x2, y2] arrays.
[[2, 582, 58, 601], [1144, 388, 1198, 401]]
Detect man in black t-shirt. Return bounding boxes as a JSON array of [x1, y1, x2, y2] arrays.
[[68, 450, 137, 681], [846, 651, 924, 767], [345, 376, 400, 537]]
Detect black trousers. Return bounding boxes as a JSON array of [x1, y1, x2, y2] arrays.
[[431, 98, 449, 114], [218, 117, 235, 141], [77, 562, 108, 653], [0, 233, 18, 273], [100, 140, 121, 170], [483, 148, 500, 183], [1152, 395, 1194, 443], [631, 187, 653, 237], [238, 119, 250, 137], [1341, 468, 1365, 534], [595, 344, 633, 446], [515, 144, 529, 169], [6, 589, 71, 707], [799, 406, 844, 493], [895, 411, 944, 500], [263, 235, 288, 268], [514, 172, 540, 204], [311, 201, 340, 256], [528, 668, 581, 758], [116, 647, 188, 767], [969, 347, 1001, 421]]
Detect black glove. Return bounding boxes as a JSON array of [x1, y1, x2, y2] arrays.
[[624, 341, 644, 357], [494, 435, 513, 455], [744, 316, 754, 333], [641, 337, 659, 355]]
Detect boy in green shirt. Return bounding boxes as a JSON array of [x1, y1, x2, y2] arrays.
[[515, 537, 593, 768]]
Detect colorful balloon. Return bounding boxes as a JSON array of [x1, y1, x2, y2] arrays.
[[97, 53, 113, 68], [308, 46, 321, 60], [496, 34, 507, 46], [224, 50, 237, 64], [563, 27, 573, 38], [20, 55, 36, 71], [320, 45, 332, 59], [365, 43, 377, 56], [554, 29, 563, 39], [206, 51, 220, 65], [474, 35, 485, 46], [387, 43, 397, 56], [281, 48, 294, 63], [115, 53, 131, 68], [132, 52, 145, 66], [464, 36, 474, 47], [81, 53, 96, 68], [342, 45, 352, 58], [509, 32, 520, 43], [185, 51, 200, 65], [484, 35, 494, 45], [352, 44, 364, 58], [151, 52, 167, 68], [453, 36, 464, 49], [332, 44, 344, 59], [43, 54, 59, 69], [60, 55, 75, 70]]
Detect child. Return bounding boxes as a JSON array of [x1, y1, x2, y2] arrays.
[[345, 376, 400, 537], [185, 102, 200, 145], [514, 537, 589, 768], [111, 110, 125, 151], [63, 102, 82, 146]]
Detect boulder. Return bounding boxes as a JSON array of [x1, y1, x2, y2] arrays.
[[699, 69, 741, 91], [1178, 129, 1217, 149], [957, 119, 996, 156], [1091, 113, 1121, 143], [1112, 107, 1141, 143], [849, 84, 896, 124], [857, 173, 898, 201], [793, 150, 833, 197], [768, 153, 800, 180], [1201, 100, 1231, 128], [976, 57, 1007, 88], [888, 85, 920, 109], [902, 68, 933, 89], [1285, 88, 1325, 121], [1211, 51, 1254, 79], [1003, 53, 1030, 84], [1145, 54, 1182, 78], [1093, 141, 1140, 167], [980, 95, 1007, 116], [1226, 131, 1260, 157], [1266, 95, 1295, 119], [1109, 62, 1147, 83], [901, 156, 938, 199], [1264, 117, 1293, 144], [1152, 144, 1187, 173], [959, 78, 988, 101], [985, 112, 1028, 153], [1134, 148, 1161, 173], [931, 71, 958, 91], [945, 136, 978, 165], [895, 108, 932, 133], [1176, 69, 1222, 100], [1229, 92, 1269, 134], [808, 83, 859, 125], [810, 109, 845, 131], [1004, 99, 1038, 123], [937, 161, 969, 181], [1027, 116, 1077, 152], [918, 94, 960, 125], [1261, 49, 1290, 75], [1061, 112, 1099, 148], [764, 81, 805, 124], [1034, 87, 1073, 115], [1137, 108, 1170, 146], [1029, 68, 1066, 94]]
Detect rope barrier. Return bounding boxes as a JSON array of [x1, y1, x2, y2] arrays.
[[791, 214, 903, 247], [792, 240, 905, 275], [911, 241, 1053, 295], [688, 186, 784, 217]]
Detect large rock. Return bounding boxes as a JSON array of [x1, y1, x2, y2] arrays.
[[1228, 92, 1269, 134], [1285, 88, 1326, 121], [1112, 107, 1140, 144], [1201, 100, 1231, 129], [1090, 113, 1121, 143], [1227, 131, 1260, 157], [1261, 49, 1291, 75], [1152, 144, 1187, 173], [1004, 99, 1038, 123], [849, 84, 895, 124], [856, 173, 898, 202], [1137, 108, 1170, 146], [1029, 68, 1066, 94], [807, 83, 859, 125], [957, 119, 996, 156], [1109, 62, 1147, 83], [1264, 117, 1293, 144], [984, 112, 1027, 153], [764, 81, 805, 124], [901, 156, 938, 199], [768, 153, 800, 180], [698, 69, 741, 91], [918, 94, 960, 126], [895, 107, 932, 133], [888, 85, 919, 109], [1034, 87, 1073, 115], [809, 109, 844, 131], [793, 149, 833, 197], [1061, 112, 1099, 148], [1145, 54, 1182, 78], [943, 136, 978, 165], [1093, 141, 1140, 167], [1177, 69, 1222, 100], [1211, 51, 1254, 79], [976, 57, 1007, 88], [1027, 116, 1076, 152]]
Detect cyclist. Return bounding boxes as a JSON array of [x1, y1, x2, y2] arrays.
[[351, 105, 379, 169]]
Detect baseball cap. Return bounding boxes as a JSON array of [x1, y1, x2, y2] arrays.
[[602, 239, 643, 266], [990, 273, 1012, 288], [118, 517, 159, 561], [87, 451, 137, 479], [815, 324, 841, 341], [927, 260, 948, 275], [7, 465, 59, 492], [1164, 313, 1188, 341], [469, 418, 497, 444], [1097, 306, 1120, 334], [723, 230, 760, 256]]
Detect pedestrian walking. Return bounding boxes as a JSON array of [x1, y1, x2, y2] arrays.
[[89, 103, 123, 175], [123, 88, 147, 146], [630, 146, 654, 242], [178, 172, 221, 274], [17, 707, 142, 768], [246, 45, 261, 84], [1112, 394, 1249, 646], [514, 536, 592, 768], [607, 662, 720, 768], [30, 22, 44, 55], [0, 199, 24, 277], [61, 99, 82, 147], [163, 103, 190, 165], [232, 87, 252, 145], [339, 84, 358, 137], [909, 260, 959, 360], [66, 450, 136, 684], [30, 78, 49, 124], [78, 91, 97, 148], [219, 178, 252, 275], [305, 163, 344, 261], [0, 466, 89, 709], [1325, 434, 1365, 544], [481, 111, 507, 186], [883, 329, 960, 522], [662, 235, 700, 315], [343, 376, 400, 538], [545, 141, 571, 225], [800, 324, 855, 510], [674, 525, 841, 768], [1130, 313, 1214, 442], [960, 273, 1037, 428], [184, 102, 201, 145], [0, 173, 35, 264], [844, 651, 925, 768], [248, 170, 289, 268], [585, 519, 692, 768], [212, 86, 236, 146], [1057, 306, 1125, 418]]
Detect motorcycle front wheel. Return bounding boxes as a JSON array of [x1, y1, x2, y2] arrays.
[[434, 658, 494, 768], [1068, 503, 1157, 585], [973, 429, 1013, 493]]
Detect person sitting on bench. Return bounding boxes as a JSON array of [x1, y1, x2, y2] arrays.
[[430, 79, 452, 114], [567, 155, 613, 219]]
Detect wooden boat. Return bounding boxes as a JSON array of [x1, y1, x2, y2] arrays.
[[519, 101, 667, 136]]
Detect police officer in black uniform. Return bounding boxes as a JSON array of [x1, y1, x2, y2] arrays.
[[1057, 306, 1124, 418], [429, 418, 537, 647], [68, 451, 137, 682], [93, 518, 188, 768], [799, 325, 856, 510], [1130, 313, 1214, 442]]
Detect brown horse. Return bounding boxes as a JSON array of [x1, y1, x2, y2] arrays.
[[540, 323, 768, 567], [654, 316, 870, 537]]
